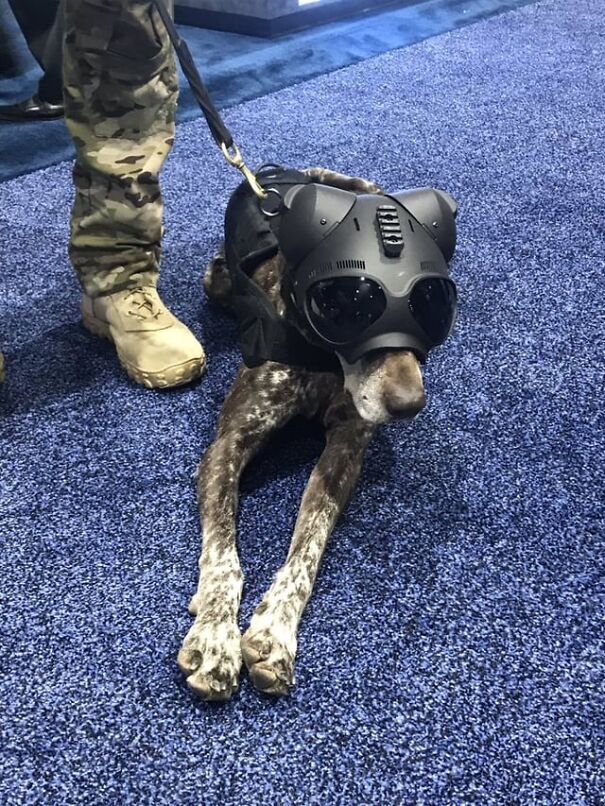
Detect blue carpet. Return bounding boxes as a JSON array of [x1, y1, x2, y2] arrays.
[[0, 0, 534, 182], [1, 0, 604, 802]]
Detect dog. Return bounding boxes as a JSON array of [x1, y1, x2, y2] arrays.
[[178, 168, 427, 700]]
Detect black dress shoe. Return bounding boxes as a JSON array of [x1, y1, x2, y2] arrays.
[[0, 94, 64, 121]]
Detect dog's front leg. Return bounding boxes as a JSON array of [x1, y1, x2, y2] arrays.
[[242, 408, 375, 695], [178, 365, 305, 701], [177, 436, 248, 701]]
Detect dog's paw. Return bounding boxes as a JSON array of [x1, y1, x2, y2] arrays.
[[178, 619, 242, 701], [241, 621, 297, 697], [203, 252, 233, 306]]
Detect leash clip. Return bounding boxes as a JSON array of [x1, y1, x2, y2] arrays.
[[221, 142, 267, 200]]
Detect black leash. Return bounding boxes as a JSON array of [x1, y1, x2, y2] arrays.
[[151, 0, 266, 198]]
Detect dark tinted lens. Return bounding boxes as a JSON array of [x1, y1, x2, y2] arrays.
[[307, 277, 387, 343], [408, 278, 457, 344]]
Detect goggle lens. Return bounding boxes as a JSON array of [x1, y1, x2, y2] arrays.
[[307, 277, 387, 343], [408, 277, 457, 344]]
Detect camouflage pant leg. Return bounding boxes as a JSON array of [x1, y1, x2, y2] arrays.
[[63, 0, 178, 297]]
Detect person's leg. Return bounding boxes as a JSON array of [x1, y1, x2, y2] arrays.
[[0, 3, 21, 76], [37, 0, 64, 104], [64, 0, 176, 295], [64, 0, 205, 388], [0, 0, 64, 118], [6, 0, 59, 66]]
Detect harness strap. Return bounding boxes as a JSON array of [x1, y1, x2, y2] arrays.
[[226, 167, 340, 373], [231, 276, 338, 371]]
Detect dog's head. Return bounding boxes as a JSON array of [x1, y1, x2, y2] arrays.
[[277, 169, 455, 424], [278, 171, 428, 425], [338, 350, 426, 424]]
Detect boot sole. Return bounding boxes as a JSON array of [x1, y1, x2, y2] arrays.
[[82, 310, 206, 389]]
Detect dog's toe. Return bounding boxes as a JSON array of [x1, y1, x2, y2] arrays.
[[248, 661, 293, 697], [247, 663, 291, 696], [177, 646, 202, 675], [241, 642, 262, 668], [249, 664, 276, 690], [187, 594, 201, 616], [186, 668, 238, 701]]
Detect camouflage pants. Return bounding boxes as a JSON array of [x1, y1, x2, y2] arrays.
[[64, 0, 177, 296]]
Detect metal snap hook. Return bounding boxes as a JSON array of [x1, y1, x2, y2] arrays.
[[220, 141, 267, 199]]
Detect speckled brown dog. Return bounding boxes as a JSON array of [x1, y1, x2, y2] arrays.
[[178, 169, 426, 700]]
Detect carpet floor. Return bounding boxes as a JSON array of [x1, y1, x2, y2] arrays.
[[0, 0, 603, 802], [0, 0, 534, 182]]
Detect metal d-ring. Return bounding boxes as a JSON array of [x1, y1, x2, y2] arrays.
[[259, 187, 284, 218]]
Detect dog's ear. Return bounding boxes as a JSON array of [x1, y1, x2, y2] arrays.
[[303, 167, 383, 195]]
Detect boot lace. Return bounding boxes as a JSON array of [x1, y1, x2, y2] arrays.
[[124, 288, 164, 322]]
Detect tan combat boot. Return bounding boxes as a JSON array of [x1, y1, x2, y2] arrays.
[[81, 286, 206, 388]]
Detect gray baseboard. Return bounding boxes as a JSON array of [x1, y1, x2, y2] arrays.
[[175, 0, 411, 37]]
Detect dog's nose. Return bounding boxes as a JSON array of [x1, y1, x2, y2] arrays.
[[384, 390, 426, 419]]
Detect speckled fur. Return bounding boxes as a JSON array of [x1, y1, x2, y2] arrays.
[[179, 168, 425, 699]]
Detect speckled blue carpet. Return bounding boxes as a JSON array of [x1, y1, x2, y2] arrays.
[[1, 0, 604, 802]]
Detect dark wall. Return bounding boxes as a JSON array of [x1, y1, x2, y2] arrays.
[[175, 0, 410, 37]]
